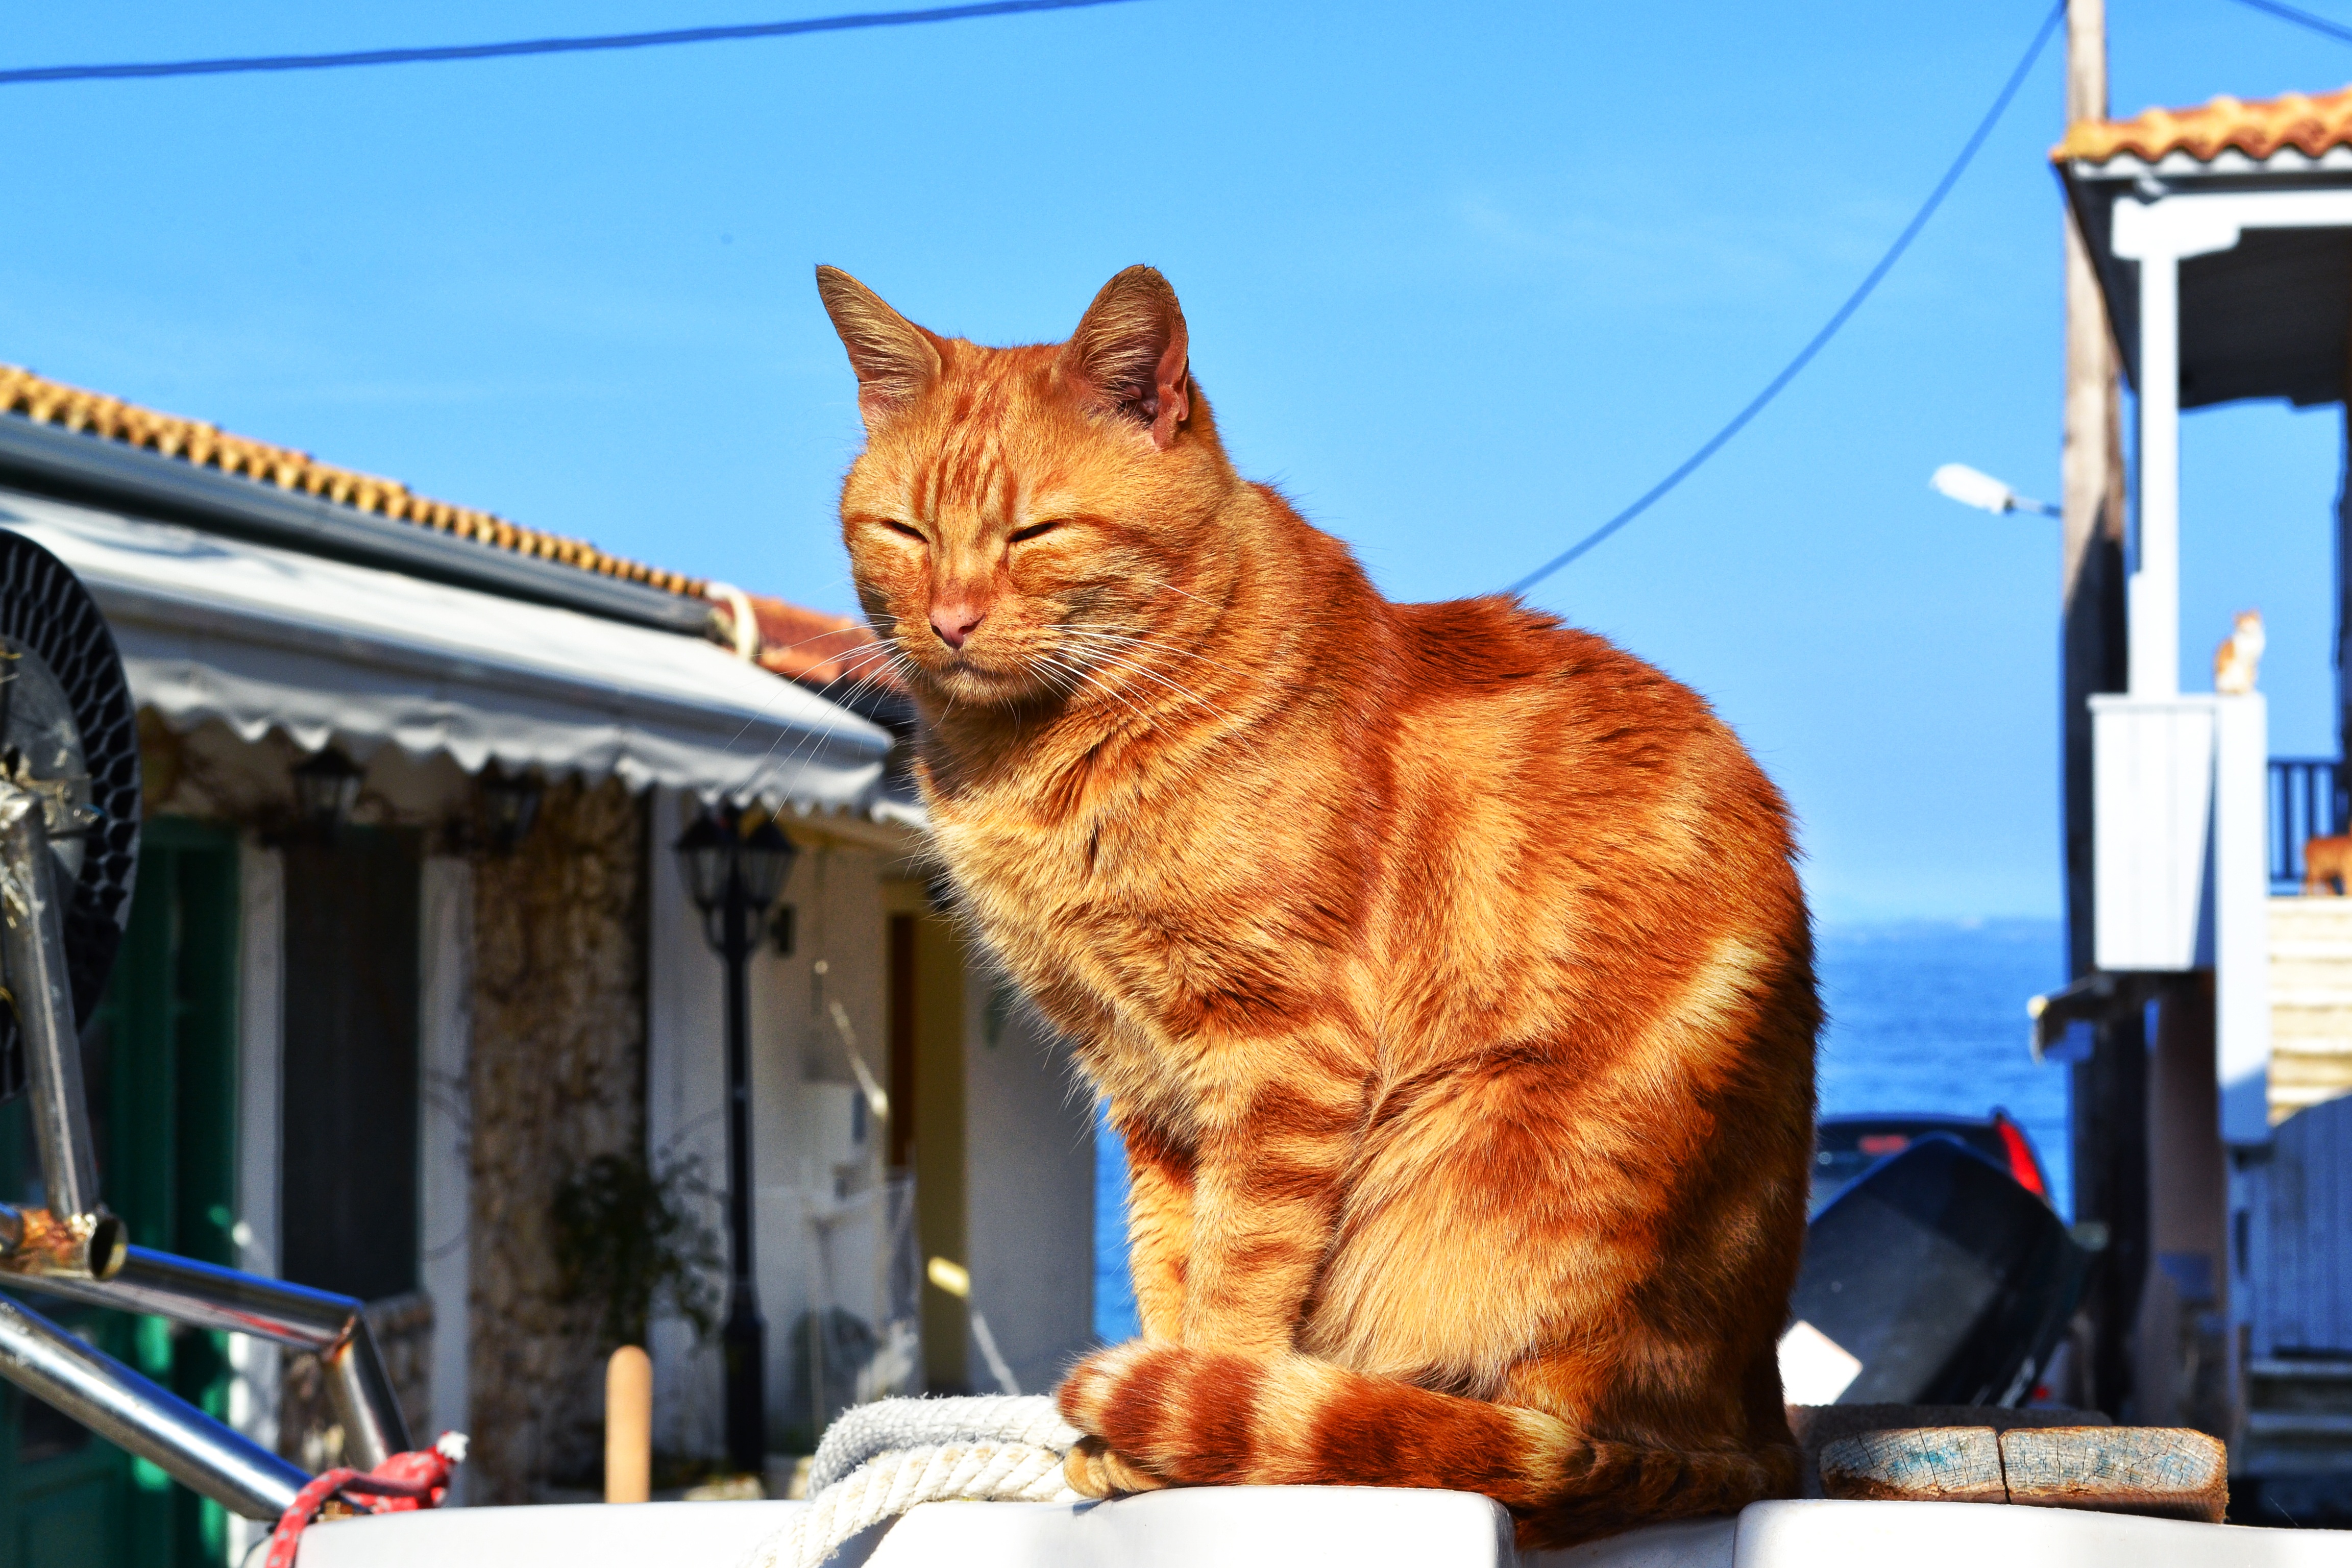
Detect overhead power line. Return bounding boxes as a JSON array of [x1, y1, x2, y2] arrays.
[[1503, 0, 2067, 599], [0, 0, 1140, 87], [2226, 0, 2352, 45]]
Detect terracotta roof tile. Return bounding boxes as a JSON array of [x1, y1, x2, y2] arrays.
[[2055, 84, 2352, 166], [745, 594, 901, 691], [0, 362, 707, 597]]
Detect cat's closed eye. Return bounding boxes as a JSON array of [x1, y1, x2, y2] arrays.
[[1008, 518, 1067, 545], [878, 519, 926, 543]]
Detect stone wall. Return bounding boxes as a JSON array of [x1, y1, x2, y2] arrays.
[[277, 1291, 436, 1471], [465, 778, 650, 1502]]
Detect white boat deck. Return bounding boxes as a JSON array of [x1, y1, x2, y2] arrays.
[[292, 1489, 2352, 1567]]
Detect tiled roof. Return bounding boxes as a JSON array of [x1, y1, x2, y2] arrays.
[[744, 594, 900, 691], [0, 362, 706, 597], [2055, 84, 2352, 165]]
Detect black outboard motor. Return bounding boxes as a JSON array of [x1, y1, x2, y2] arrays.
[[1790, 1134, 2089, 1406]]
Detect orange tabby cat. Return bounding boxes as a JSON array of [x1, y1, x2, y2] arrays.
[[817, 263, 1819, 1548]]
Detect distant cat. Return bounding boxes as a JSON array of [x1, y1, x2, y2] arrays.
[[2306, 835, 2352, 896], [816, 264, 1819, 1548], [2215, 609, 2265, 695]]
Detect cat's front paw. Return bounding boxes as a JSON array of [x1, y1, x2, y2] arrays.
[[1062, 1435, 1167, 1498], [1057, 1342, 1175, 1495]]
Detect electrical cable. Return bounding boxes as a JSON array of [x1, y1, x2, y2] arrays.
[[0, 0, 1141, 87], [2223, 0, 2352, 45], [1503, 0, 2066, 599]]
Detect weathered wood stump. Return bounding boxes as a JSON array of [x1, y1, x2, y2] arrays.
[[1815, 1423, 2227, 1523], [1999, 1426, 2228, 1522], [1818, 1427, 2006, 1504], [1786, 1403, 2110, 1499]]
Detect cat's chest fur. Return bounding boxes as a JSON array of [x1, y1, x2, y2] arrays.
[[922, 736, 1293, 1088]]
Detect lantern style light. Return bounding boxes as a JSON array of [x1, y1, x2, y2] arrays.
[[737, 816, 797, 910], [672, 807, 798, 917], [673, 810, 730, 911], [481, 767, 544, 854], [289, 747, 362, 835], [667, 799, 799, 1476]]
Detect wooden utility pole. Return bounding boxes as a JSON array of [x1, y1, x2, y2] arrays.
[[2061, 0, 2128, 981], [2060, 0, 2146, 1420]]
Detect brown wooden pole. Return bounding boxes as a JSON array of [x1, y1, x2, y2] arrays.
[[2061, 0, 2127, 984], [2060, 0, 2145, 1420], [605, 1344, 653, 1504]]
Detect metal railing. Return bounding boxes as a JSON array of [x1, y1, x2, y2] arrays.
[[0, 781, 411, 1522], [2270, 757, 2347, 891]]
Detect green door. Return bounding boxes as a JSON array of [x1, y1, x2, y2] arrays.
[[0, 817, 242, 1568]]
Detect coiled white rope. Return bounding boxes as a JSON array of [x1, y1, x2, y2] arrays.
[[740, 1396, 1082, 1568]]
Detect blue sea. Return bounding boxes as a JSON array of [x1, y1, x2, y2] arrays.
[[1093, 917, 2071, 1342]]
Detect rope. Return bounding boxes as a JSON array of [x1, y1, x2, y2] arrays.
[[262, 1432, 468, 1568], [742, 1396, 1081, 1568]]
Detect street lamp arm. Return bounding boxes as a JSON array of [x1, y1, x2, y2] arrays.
[[1931, 462, 2060, 520]]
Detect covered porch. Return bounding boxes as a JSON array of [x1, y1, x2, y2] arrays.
[[2055, 83, 2352, 1503]]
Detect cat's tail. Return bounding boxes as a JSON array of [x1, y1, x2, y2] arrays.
[[1056, 1342, 1797, 1549]]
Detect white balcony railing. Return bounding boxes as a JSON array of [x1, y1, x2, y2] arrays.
[[2091, 692, 2270, 1143]]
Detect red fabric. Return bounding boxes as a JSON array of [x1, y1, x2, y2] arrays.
[[1995, 1114, 2048, 1199], [263, 1436, 462, 1568]]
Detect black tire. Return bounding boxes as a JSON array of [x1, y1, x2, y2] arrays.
[[0, 529, 141, 1102]]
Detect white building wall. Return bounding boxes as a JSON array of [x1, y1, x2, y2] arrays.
[[961, 972, 1095, 1396], [754, 834, 894, 1444], [418, 854, 474, 1499], [225, 840, 284, 1568], [645, 788, 1093, 1453], [645, 786, 729, 1461]]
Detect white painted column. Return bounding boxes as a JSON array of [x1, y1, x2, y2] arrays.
[[2130, 248, 2181, 698], [418, 855, 475, 1496], [2110, 188, 2352, 699], [2214, 694, 2272, 1144], [226, 841, 284, 1568], [645, 787, 728, 1460]]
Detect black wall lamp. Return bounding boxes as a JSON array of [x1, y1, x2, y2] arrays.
[[480, 767, 544, 854], [289, 746, 362, 837]]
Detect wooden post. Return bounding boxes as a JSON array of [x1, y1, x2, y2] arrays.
[[2060, 0, 2144, 1420], [605, 1344, 652, 1504], [2061, 0, 2129, 985], [2140, 979, 2230, 1433]]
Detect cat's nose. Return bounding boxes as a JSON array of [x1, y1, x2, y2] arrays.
[[930, 604, 986, 650]]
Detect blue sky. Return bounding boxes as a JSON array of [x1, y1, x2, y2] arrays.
[[2, 1, 2343, 921]]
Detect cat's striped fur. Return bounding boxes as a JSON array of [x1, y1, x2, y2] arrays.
[[816, 263, 1818, 1549]]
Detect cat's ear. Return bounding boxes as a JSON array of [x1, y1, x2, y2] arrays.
[[815, 265, 945, 427], [1058, 266, 1191, 450]]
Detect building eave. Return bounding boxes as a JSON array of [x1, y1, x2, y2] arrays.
[[0, 404, 713, 636]]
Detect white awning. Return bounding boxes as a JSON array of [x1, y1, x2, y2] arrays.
[[0, 486, 892, 813]]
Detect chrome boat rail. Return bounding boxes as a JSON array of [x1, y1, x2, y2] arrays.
[[0, 1292, 308, 1520], [13, 1246, 415, 1467], [0, 771, 413, 1512]]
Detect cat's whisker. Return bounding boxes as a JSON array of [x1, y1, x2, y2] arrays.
[[808, 645, 912, 708], [757, 639, 919, 778], [1053, 643, 1229, 722], [1047, 626, 1255, 682], [758, 627, 895, 667], [1050, 640, 1225, 711], [1036, 653, 1155, 732]]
